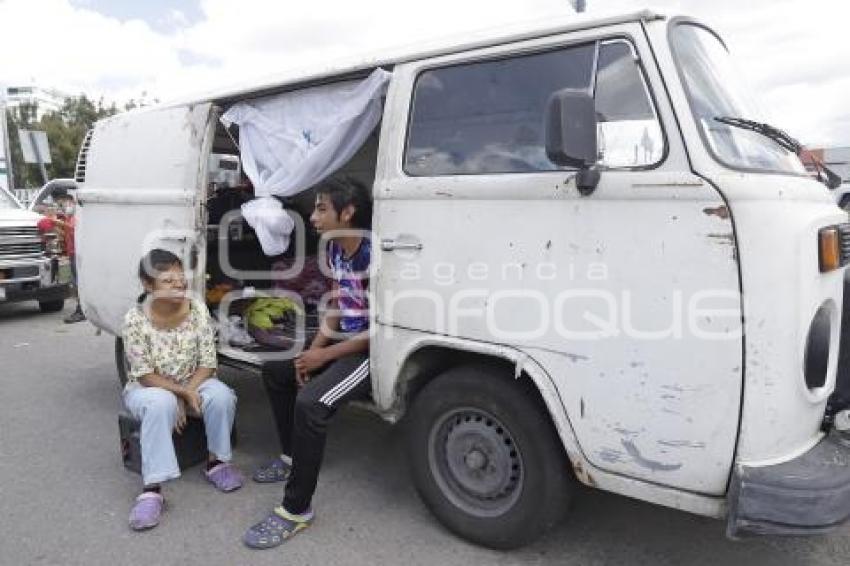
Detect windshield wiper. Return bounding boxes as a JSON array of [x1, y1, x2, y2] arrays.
[[714, 116, 803, 155], [714, 116, 843, 189], [807, 152, 844, 190]]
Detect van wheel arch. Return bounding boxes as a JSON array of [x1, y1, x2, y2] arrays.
[[398, 347, 569, 448], [395, 344, 593, 483]]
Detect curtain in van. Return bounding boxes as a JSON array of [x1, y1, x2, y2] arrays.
[[221, 68, 391, 256]]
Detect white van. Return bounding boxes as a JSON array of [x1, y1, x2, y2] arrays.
[[75, 10, 850, 548]]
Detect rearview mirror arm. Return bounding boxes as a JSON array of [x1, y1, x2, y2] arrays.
[[576, 166, 600, 196]]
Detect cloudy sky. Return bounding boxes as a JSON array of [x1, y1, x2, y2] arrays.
[[0, 0, 847, 146]]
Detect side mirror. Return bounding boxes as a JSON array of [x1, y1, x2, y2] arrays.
[[545, 89, 600, 195]]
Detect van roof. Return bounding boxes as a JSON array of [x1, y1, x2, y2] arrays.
[[166, 8, 665, 108]]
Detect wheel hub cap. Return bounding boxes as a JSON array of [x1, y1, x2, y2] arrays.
[[465, 449, 487, 470], [436, 410, 522, 506]]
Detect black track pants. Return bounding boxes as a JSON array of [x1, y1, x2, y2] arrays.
[[261, 353, 371, 514]]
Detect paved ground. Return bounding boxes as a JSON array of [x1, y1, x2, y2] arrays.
[[1, 301, 850, 566]]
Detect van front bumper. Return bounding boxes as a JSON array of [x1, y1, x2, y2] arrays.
[[727, 432, 850, 537]]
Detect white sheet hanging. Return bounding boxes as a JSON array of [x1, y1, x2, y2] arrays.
[[221, 68, 391, 256]]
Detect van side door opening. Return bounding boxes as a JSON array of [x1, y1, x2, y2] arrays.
[[203, 96, 382, 367]]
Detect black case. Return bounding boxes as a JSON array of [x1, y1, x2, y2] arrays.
[[118, 410, 210, 474]]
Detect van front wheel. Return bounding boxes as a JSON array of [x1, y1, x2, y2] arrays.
[[407, 365, 573, 549]]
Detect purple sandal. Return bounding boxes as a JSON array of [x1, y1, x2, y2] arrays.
[[205, 462, 244, 492], [129, 492, 164, 531]]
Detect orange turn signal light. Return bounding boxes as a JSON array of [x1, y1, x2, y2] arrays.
[[819, 227, 841, 272]]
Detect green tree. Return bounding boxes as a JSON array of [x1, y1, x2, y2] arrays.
[[6, 95, 119, 188]]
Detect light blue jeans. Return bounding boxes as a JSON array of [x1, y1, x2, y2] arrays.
[[123, 378, 237, 486]]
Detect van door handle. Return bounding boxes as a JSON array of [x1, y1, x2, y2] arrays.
[[380, 239, 423, 252]]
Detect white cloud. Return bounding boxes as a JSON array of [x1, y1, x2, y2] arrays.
[[0, 0, 188, 100], [162, 8, 190, 30], [0, 0, 848, 146], [171, 0, 573, 101]]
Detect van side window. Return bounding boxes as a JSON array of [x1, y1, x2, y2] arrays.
[[405, 44, 596, 176], [404, 39, 664, 176], [595, 41, 664, 168]]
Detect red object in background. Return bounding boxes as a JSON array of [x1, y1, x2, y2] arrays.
[[37, 217, 56, 232], [36, 214, 75, 256], [63, 214, 76, 257], [800, 148, 826, 176]]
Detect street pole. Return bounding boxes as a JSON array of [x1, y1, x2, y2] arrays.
[[0, 87, 14, 190], [574, 0, 586, 13], [29, 130, 48, 184]]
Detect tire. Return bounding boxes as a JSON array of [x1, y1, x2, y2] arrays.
[[38, 298, 65, 313], [115, 337, 130, 388], [407, 364, 574, 550]]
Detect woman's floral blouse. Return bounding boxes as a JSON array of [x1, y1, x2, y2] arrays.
[[122, 299, 217, 389]]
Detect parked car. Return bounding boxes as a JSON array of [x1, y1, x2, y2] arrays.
[[0, 185, 69, 311], [75, 10, 850, 548]]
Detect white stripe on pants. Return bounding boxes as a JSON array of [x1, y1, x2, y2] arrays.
[[318, 359, 369, 406]]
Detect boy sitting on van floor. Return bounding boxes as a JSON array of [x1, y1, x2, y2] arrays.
[[244, 177, 372, 549]]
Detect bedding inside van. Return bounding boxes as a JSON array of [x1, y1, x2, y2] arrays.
[[220, 68, 389, 256]]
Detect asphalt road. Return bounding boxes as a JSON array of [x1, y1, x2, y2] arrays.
[[1, 301, 849, 566]]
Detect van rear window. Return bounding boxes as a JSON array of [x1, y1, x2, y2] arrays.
[[404, 40, 663, 176]]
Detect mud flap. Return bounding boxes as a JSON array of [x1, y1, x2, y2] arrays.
[[727, 433, 850, 538]]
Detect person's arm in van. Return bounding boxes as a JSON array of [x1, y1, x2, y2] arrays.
[[308, 280, 341, 350], [296, 280, 369, 377], [295, 332, 369, 384], [294, 280, 368, 379], [294, 282, 340, 383], [316, 331, 369, 358]]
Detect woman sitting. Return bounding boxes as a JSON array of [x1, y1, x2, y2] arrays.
[[122, 248, 243, 531]]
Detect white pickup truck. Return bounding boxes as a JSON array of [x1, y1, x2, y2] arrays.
[[0, 186, 68, 311]]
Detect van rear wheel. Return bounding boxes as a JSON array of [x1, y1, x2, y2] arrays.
[[407, 365, 574, 550]]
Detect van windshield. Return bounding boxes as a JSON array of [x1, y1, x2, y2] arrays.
[[670, 23, 806, 175]]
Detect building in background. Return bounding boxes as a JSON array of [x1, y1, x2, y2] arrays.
[[5, 85, 68, 122], [800, 146, 850, 183], [0, 150, 7, 192], [822, 147, 850, 185], [801, 146, 850, 184], [803, 146, 850, 210]]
